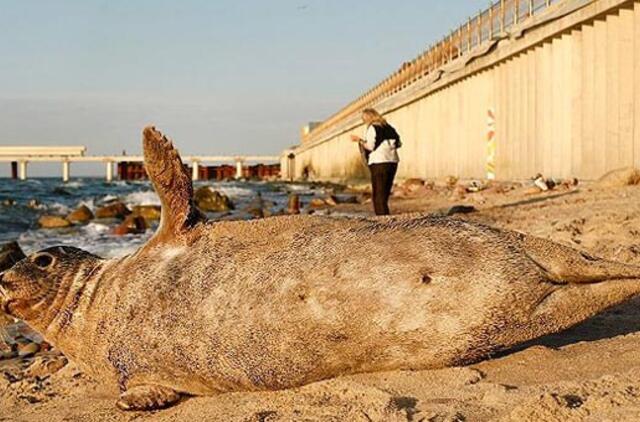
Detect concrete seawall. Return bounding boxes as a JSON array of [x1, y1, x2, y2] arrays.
[[284, 0, 640, 182]]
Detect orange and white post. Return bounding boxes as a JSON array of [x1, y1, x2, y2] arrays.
[[486, 108, 496, 180]]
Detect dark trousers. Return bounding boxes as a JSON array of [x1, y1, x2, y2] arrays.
[[369, 162, 398, 216]]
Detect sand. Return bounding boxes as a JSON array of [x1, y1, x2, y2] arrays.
[[2, 179, 640, 421]]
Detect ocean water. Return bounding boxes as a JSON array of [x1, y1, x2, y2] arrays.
[[0, 178, 327, 258]]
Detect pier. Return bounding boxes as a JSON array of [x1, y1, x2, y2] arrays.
[[0, 147, 280, 182]]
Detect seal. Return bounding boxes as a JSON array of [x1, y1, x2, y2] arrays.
[[2, 126, 640, 411]]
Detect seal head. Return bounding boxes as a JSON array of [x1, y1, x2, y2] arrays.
[[0, 246, 101, 323]]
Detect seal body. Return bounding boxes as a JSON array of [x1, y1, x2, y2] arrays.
[[2, 127, 640, 410]]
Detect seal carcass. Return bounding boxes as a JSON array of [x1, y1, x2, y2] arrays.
[[2, 126, 640, 410]]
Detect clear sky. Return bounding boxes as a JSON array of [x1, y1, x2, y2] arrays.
[[0, 0, 484, 176]]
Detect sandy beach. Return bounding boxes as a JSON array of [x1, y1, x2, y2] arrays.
[[3, 175, 640, 421]]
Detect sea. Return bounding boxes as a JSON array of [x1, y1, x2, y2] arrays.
[[0, 178, 335, 258]]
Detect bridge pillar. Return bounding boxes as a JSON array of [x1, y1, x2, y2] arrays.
[[62, 160, 70, 182], [235, 158, 244, 179], [191, 160, 200, 181], [18, 161, 27, 180], [105, 161, 114, 183], [10, 162, 17, 180]]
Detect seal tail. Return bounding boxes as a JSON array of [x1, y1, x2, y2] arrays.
[[142, 126, 206, 245], [512, 233, 640, 284]]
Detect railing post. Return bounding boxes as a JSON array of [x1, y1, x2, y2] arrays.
[[500, 0, 505, 32], [62, 160, 70, 182], [477, 10, 482, 44], [529, 0, 534, 16], [10, 161, 17, 180], [489, 2, 494, 38], [467, 17, 472, 51], [514, 0, 520, 25]]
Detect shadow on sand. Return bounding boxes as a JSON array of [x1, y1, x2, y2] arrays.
[[499, 296, 640, 357]]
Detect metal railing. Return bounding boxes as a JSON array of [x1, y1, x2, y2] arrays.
[[305, 0, 561, 142]]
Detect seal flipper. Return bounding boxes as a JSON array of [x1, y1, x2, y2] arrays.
[[142, 126, 205, 245], [117, 384, 182, 411]]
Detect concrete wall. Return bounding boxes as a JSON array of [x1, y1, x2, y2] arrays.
[[285, 0, 640, 181]]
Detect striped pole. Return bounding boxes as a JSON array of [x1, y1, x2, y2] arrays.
[[486, 108, 496, 180]]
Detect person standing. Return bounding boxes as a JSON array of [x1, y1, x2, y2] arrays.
[[350, 108, 401, 216]]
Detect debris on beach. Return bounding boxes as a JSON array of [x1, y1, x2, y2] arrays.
[[597, 167, 640, 187]]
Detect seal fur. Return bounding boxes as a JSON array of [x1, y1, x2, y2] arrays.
[[2, 126, 640, 411]]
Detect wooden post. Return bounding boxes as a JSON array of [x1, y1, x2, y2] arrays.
[[467, 17, 472, 51], [529, 0, 534, 16], [514, 0, 520, 25], [10, 161, 17, 180], [500, 0, 505, 32], [477, 11, 482, 44]]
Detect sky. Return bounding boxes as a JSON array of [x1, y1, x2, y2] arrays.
[[0, 0, 484, 176]]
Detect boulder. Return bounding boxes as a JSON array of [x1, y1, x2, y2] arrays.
[[1, 198, 16, 206], [27, 199, 41, 209], [324, 195, 338, 207], [112, 215, 147, 236], [402, 178, 425, 193], [287, 194, 300, 214], [95, 201, 131, 219], [38, 215, 71, 229], [308, 198, 328, 209], [597, 167, 640, 187], [66, 205, 94, 224], [194, 187, 234, 212], [132, 205, 162, 221], [447, 205, 477, 216]]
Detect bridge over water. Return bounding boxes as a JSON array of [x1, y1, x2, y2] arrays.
[[282, 0, 640, 182]]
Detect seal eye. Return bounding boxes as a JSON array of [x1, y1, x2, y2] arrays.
[[33, 254, 53, 268]]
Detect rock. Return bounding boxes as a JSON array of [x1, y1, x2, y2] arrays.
[[449, 185, 467, 200], [533, 175, 550, 191], [112, 215, 147, 236], [308, 198, 328, 209], [66, 205, 94, 224], [402, 178, 425, 193], [445, 176, 459, 188], [335, 194, 358, 204], [0, 241, 26, 272], [17, 342, 39, 358], [466, 180, 486, 192], [52, 187, 72, 196], [324, 195, 338, 207], [524, 186, 543, 195], [244, 194, 266, 218], [194, 187, 234, 212], [287, 194, 300, 214], [38, 215, 71, 229], [95, 201, 131, 219], [597, 167, 640, 187], [447, 205, 477, 216], [1, 198, 16, 206], [27, 199, 41, 209], [132, 205, 162, 221]]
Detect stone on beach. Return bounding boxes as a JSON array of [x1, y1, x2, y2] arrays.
[[132, 205, 162, 222], [112, 215, 147, 236], [38, 215, 72, 229], [66, 205, 94, 224], [95, 202, 132, 219], [194, 187, 234, 212]]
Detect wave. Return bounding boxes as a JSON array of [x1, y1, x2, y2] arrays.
[[123, 191, 160, 206]]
